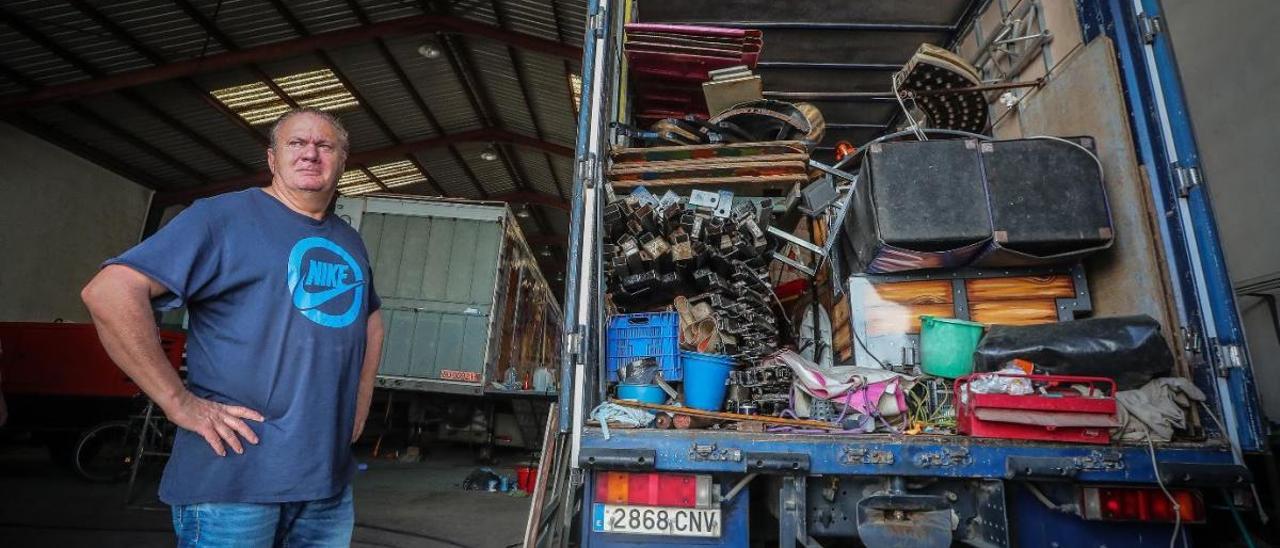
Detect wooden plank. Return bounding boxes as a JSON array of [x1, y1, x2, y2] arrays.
[[856, 280, 953, 307], [608, 153, 806, 173], [965, 275, 1075, 302], [970, 300, 1059, 326], [609, 140, 807, 164], [610, 175, 806, 195], [609, 400, 840, 429], [865, 303, 954, 336], [523, 407, 558, 548]]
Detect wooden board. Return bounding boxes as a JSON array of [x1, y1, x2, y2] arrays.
[[610, 141, 807, 164], [608, 153, 806, 173], [965, 275, 1076, 302], [865, 303, 955, 336], [858, 279, 953, 307], [970, 300, 1060, 326], [832, 292, 853, 363], [608, 160, 809, 182], [611, 175, 806, 195]]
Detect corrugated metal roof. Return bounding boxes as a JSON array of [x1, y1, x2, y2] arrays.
[[514, 148, 562, 197], [552, 0, 587, 46], [97, 0, 229, 61], [456, 141, 519, 195], [382, 34, 483, 134], [325, 41, 440, 143], [500, 0, 564, 42], [360, 0, 426, 23], [519, 52, 577, 145], [33, 103, 189, 185], [413, 148, 478, 198], [0, 24, 85, 86], [187, 0, 300, 49], [280, 0, 362, 35], [1, 0, 585, 259], [83, 93, 240, 181], [5, 1, 156, 76], [465, 39, 537, 135], [135, 80, 268, 169]]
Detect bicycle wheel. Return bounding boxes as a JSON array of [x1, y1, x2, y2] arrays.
[[72, 420, 135, 483]]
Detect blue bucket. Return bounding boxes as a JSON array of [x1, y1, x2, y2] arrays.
[[617, 384, 667, 405], [681, 351, 736, 411]]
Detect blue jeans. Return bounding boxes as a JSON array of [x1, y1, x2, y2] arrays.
[[170, 485, 354, 547]]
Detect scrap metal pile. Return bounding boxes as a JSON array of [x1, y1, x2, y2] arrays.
[[604, 187, 780, 363]]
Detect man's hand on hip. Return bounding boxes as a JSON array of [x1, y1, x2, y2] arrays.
[[166, 391, 265, 457]]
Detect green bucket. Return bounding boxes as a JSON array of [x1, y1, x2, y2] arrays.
[[919, 316, 985, 378]]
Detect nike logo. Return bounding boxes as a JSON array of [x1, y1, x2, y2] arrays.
[[293, 278, 365, 310]]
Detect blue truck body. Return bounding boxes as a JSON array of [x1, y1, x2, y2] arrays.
[[552, 0, 1268, 545]]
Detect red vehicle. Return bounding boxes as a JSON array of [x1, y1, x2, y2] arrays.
[[0, 322, 184, 481]]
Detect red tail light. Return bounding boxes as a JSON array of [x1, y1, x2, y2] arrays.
[[1080, 486, 1204, 523], [594, 472, 715, 508]]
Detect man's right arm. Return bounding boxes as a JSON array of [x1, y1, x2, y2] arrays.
[[81, 264, 263, 457]]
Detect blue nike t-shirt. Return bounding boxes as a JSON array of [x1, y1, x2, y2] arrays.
[[105, 188, 380, 505]]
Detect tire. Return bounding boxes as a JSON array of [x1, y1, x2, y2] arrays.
[[72, 420, 135, 483]]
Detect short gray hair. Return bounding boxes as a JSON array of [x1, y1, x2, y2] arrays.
[[268, 107, 350, 155]]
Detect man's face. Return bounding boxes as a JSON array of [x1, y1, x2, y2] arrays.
[[266, 113, 346, 193]]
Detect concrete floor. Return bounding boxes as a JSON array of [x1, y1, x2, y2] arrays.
[[0, 440, 534, 548]]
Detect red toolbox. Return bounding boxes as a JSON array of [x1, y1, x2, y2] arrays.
[[0, 322, 184, 398], [955, 373, 1119, 444]]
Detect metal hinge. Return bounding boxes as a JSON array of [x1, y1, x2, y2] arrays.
[[1216, 343, 1246, 373], [1138, 13, 1164, 44], [1172, 163, 1203, 197], [588, 9, 604, 38], [576, 153, 598, 189], [1181, 325, 1203, 354], [566, 327, 584, 362]]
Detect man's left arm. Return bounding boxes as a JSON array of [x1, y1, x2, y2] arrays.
[[353, 310, 384, 442]]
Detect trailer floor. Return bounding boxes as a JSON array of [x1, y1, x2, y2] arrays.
[[0, 438, 533, 548]]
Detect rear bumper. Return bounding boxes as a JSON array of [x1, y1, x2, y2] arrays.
[[579, 428, 1246, 485]]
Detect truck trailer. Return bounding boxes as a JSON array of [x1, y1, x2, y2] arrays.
[[535, 0, 1271, 546], [336, 195, 563, 452]]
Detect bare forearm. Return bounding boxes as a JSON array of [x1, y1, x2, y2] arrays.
[[355, 311, 384, 419], [82, 270, 186, 411]]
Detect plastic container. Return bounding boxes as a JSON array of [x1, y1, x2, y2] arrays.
[[607, 312, 682, 381], [617, 383, 668, 404], [516, 465, 537, 492], [920, 315, 985, 378], [681, 351, 736, 411]]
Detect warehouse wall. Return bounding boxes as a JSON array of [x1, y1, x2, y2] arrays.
[[1163, 0, 1280, 423], [0, 122, 151, 323]]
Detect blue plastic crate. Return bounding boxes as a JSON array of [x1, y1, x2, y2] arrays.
[[606, 312, 682, 382]]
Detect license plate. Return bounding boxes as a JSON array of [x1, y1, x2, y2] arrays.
[[592, 504, 721, 537]]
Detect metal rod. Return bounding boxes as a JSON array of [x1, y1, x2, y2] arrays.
[[908, 78, 1045, 96], [642, 21, 954, 32], [721, 472, 759, 503]]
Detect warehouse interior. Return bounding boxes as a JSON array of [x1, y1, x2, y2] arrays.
[[1, 0, 1279, 547]]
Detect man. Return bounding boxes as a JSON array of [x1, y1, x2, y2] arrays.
[[81, 107, 384, 547]]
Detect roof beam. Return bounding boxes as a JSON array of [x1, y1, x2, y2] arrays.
[[0, 7, 215, 185], [155, 128, 570, 206], [493, 0, 568, 201], [0, 14, 581, 112]]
